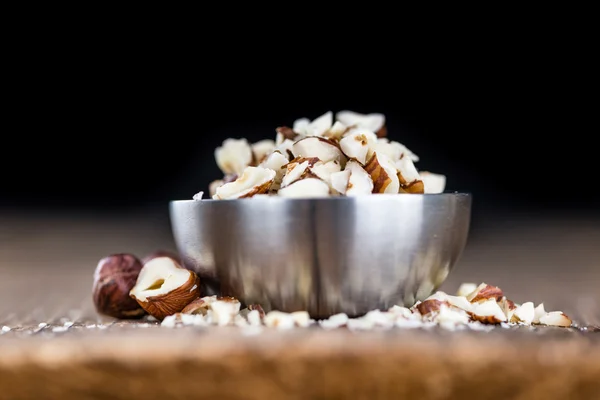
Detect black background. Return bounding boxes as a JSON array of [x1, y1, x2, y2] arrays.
[[1, 37, 597, 221]]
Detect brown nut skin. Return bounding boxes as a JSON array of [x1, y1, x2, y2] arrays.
[[141, 250, 181, 266], [133, 273, 201, 320], [92, 254, 146, 319]]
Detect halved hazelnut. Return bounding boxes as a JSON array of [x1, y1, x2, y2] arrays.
[[466, 283, 504, 303], [469, 299, 507, 324], [214, 138, 253, 175], [213, 166, 276, 199], [364, 152, 399, 193], [260, 151, 289, 191], [538, 311, 572, 327], [181, 295, 217, 315], [278, 178, 331, 198], [141, 250, 181, 266], [456, 283, 478, 298], [532, 303, 546, 324], [293, 111, 333, 137], [129, 257, 200, 320], [323, 121, 349, 141], [419, 171, 447, 194], [373, 138, 419, 162], [335, 110, 385, 135], [251, 139, 275, 165], [292, 137, 345, 164], [339, 130, 378, 165]]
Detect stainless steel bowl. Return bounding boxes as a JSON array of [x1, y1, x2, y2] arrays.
[[169, 193, 471, 318]]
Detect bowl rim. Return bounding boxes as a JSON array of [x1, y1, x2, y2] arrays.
[[169, 192, 472, 205]]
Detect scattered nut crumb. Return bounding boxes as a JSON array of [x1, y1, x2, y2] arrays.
[[1, 326, 11, 333], [247, 309, 262, 327], [319, 313, 349, 330], [264, 311, 296, 330], [148, 281, 572, 331]]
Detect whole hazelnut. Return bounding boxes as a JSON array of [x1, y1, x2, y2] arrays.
[[141, 249, 181, 265], [92, 254, 146, 319]]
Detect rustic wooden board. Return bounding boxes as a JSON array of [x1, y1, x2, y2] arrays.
[[1, 211, 599, 399]]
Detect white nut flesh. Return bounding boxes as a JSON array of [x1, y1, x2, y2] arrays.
[[532, 303, 546, 324], [260, 151, 289, 190], [426, 291, 473, 313], [292, 137, 344, 164], [420, 171, 447, 194], [213, 166, 275, 199], [310, 160, 342, 187], [511, 302, 535, 325], [319, 313, 349, 330], [324, 121, 348, 141], [129, 257, 194, 302], [251, 139, 275, 164], [373, 138, 419, 162], [278, 178, 331, 198], [208, 180, 224, 198], [339, 130, 378, 165], [345, 161, 374, 196], [264, 311, 296, 330], [211, 299, 242, 326], [470, 299, 507, 323], [281, 160, 312, 188], [539, 311, 572, 327], [396, 156, 421, 185], [330, 170, 351, 195], [336, 110, 385, 133], [293, 111, 333, 137], [215, 138, 253, 175], [456, 283, 478, 298], [364, 152, 399, 194], [275, 138, 296, 159]]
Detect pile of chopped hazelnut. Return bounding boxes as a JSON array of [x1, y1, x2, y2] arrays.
[[196, 110, 447, 200], [159, 282, 573, 331], [91, 253, 573, 331]]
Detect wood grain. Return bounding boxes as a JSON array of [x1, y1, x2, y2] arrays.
[[1, 210, 599, 399]]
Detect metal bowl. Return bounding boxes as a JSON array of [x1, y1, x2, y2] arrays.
[[169, 193, 471, 318]]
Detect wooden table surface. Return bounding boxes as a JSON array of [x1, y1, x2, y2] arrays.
[[1, 209, 599, 399]]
